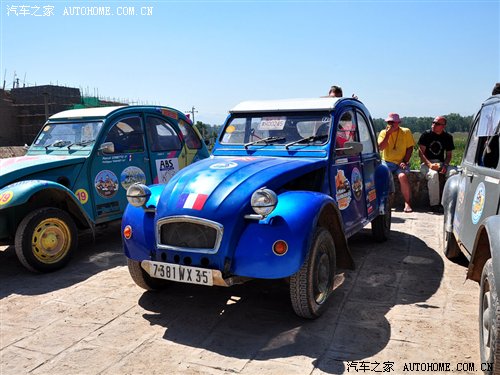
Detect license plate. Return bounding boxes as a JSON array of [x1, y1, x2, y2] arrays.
[[144, 261, 213, 286]]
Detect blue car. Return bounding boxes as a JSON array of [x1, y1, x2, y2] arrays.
[[122, 97, 392, 318]]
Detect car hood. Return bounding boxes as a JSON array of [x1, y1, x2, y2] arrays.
[[0, 155, 86, 187], [156, 156, 327, 218]]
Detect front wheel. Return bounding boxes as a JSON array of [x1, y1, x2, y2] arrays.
[[15, 207, 77, 273], [290, 227, 336, 319], [127, 259, 169, 290], [479, 259, 500, 374]]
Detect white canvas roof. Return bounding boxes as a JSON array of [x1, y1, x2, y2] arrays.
[[230, 97, 341, 113], [49, 106, 127, 119]]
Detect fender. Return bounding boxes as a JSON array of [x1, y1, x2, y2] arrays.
[[232, 191, 350, 278], [467, 216, 500, 288], [122, 185, 164, 259], [0, 180, 94, 231], [374, 163, 391, 210], [442, 174, 461, 233]]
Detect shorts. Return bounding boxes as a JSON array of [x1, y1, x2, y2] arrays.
[[383, 160, 409, 175]]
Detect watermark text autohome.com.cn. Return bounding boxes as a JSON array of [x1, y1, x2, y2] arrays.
[[6, 5, 154, 16]]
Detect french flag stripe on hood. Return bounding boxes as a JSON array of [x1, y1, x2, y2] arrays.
[[178, 193, 208, 210]]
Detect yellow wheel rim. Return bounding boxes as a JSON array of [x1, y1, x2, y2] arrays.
[[31, 218, 72, 264]]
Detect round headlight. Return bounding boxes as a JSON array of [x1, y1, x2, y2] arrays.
[[251, 188, 278, 217], [126, 183, 151, 207]]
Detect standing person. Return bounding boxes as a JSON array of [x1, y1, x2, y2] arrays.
[[378, 113, 415, 213], [328, 85, 343, 97], [418, 116, 455, 212]]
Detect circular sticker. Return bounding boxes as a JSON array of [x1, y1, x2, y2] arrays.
[[94, 170, 119, 198], [0, 191, 14, 206], [75, 189, 89, 204], [351, 167, 363, 201], [121, 166, 146, 190], [210, 161, 238, 170], [226, 125, 236, 133], [471, 182, 486, 225]]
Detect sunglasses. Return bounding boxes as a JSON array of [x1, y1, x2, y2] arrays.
[[432, 121, 445, 126]]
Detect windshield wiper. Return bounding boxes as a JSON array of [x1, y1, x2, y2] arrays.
[[244, 136, 286, 149], [45, 140, 72, 149], [67, 139, 96, 149], [285, 135, 328, 149]]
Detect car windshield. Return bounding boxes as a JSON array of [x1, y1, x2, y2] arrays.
[[220, 113, 331, 146], [32, 121, 103, 148]]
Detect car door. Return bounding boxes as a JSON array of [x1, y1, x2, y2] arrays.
[[91, 114, 153, 222], [355, 109, 379, 221], [144, 115, 184, 184], [454, 100, 500, 253], [330, 108, 367, 237]]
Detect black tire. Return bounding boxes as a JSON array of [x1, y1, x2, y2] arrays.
[[127, 259, 169, 290], [290, 227, 336, 319], [15, 207, 77, 273], [443, 221, 461, 259], [480, 259, 500, 374], [372, 201, 392, 242]]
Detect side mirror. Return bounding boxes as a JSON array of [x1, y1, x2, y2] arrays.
[[99, 142, 115, 154], [337, 141, 363, 155]]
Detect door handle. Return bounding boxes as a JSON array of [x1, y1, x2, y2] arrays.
[[144, 157, 150, 162]]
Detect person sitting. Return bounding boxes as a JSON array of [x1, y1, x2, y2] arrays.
[[418, 116, 456, 213], [377, 113, 415, 213]]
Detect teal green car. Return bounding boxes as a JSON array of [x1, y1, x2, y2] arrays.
[[0, 105, 209, 272]]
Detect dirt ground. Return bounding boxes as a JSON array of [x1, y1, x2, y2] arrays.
[[0, 210, 482, 375]]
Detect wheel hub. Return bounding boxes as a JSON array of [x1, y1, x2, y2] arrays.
[[32, 218, 71, 263], [315, 252, 330, 304], [482, 289, 492, 360]]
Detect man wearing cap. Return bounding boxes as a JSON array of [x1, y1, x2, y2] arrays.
[[418, 116, 455, 213], [378, 113, 415, 213]]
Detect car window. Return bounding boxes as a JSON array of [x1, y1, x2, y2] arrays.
[[464, 117, 480, 164], [336, 110, 358, 155], [178, 119, 202, 149], [104, 116, 144, 154], [356, 110, 374, 154], [146, 117, 182, 152]]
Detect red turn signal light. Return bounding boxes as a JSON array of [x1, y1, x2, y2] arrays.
[[123, 225, 132, 240], [273, 240, 288, 256]]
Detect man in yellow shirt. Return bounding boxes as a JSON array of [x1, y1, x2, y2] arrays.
[[378, 113, 415, 213]]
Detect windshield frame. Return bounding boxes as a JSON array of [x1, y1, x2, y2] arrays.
[[219, 111, 332, 148], [31, 120, 104, 150]]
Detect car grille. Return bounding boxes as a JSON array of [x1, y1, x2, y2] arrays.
[[157, 217, 223, 253]]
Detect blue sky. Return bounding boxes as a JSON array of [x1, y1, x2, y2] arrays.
[[1, 0, 499, 125]]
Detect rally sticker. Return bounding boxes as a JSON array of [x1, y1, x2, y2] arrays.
[[210, 161, 238, 170], [471, 182, 486, 225], [335, 170, 352, 210], [94, 170, 119, 198], [177, 193, 208, 210], [156, 158, 179, 184], [351, 167, 363, 201], [75, 189, 89, 204], [0, 191, 14, 206], [121, 166, 146, 190]]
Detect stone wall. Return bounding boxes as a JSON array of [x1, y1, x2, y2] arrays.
[[391, 170, 446, 209]]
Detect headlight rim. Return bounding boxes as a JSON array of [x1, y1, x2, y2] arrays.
[[250, 187, 278, 217]]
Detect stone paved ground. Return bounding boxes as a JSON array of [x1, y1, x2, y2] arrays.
[[0, 211, 481, 375]]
